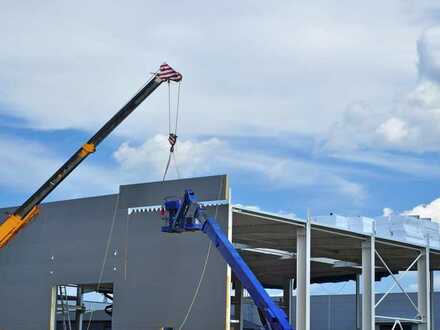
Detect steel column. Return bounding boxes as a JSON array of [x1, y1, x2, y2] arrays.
[[289, 279, 295, 324], [362, 238, 375, 330], [234, 281, 244, 330], [356, 274, 361, 330], [296, 221, 310, 330], [283, 279, 295, 324], [75, 285, 83, 330], [49, 286, 57, 330], [417, 248, 430, 330], [431, 271, 435, 330], [226, 188, 233, 330]]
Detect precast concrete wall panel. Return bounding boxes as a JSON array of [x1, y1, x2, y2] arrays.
[[0, 175, 230, 330]]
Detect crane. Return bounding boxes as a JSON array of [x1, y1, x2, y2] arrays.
[[0, 63, 182, 248], [161, 189, 294, 330]]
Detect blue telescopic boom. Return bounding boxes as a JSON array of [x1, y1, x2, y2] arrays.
[[161, 189, 293, 330]]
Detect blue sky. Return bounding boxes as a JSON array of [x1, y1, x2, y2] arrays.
[[1, 1, 440, 220], [2, 1, 440, 295]]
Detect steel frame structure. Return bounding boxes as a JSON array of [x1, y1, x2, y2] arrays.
[[230, 208, 437, 330]]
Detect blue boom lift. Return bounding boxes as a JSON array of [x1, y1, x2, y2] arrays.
[[161, 189, 294, 330]]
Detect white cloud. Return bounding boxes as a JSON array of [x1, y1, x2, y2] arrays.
[[114, 134, 227, 178], [0, 1, 431, 141], [3, 1, 440, 213], [233, 204, 296, 219], [275, 211, 297, 219], [407, 80, 440, 109], [323, 26, 440, 153], [328, 150, 440, 178], [0, 135, 120, 203], [382, 196, 440, 222], [114, 134, 366, 201], [417, 26, 440, 82], [376, 117, 409, 144], [233, 204, 262, 212], [0, 131, 367, 208], [383, 207, 394, 217], [402, 197, 440, 221], [0, 131, 366, 207]]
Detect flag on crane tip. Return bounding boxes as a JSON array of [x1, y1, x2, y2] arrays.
[[158, 63, 182, 82]]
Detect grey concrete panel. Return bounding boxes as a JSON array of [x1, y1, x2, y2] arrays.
[[0, 194, 119, 330], [119, 175, 228, 209], [0, 175, 230, 330], [112, 206, 229, 330]]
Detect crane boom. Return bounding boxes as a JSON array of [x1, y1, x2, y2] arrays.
[[0, 63, 182, 248]]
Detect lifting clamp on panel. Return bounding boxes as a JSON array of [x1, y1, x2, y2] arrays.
[[0, 205, 40, 248]]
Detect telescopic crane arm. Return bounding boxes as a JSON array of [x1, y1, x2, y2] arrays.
[[0, 63, 182, 248], [161, 190, 294, 330]]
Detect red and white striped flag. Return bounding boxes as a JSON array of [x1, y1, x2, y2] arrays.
[[158, 63, 182, 82]]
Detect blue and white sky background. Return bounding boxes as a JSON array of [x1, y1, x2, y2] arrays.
[[3, 1, 440, 294]]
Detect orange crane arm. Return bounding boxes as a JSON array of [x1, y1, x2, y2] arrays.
[[0, 63, 182, 248]]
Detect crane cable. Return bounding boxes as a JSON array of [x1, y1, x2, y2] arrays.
[[162, 80, 182, 181], [177, 179, 224, 330], [178, 242, 212, 330], [85, 193, 120, 330]]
